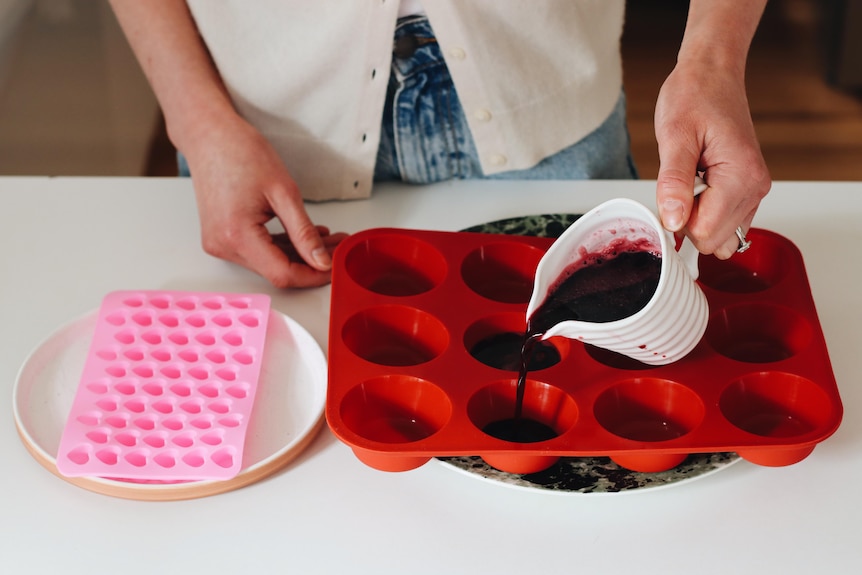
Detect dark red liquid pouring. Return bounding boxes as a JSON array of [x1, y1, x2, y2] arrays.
[[482, 248, 663, 446]]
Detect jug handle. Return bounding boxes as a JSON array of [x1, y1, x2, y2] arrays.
[[674, 176, 709, 280], [692, 175, 709, 197], [677, 236, 700, 280]]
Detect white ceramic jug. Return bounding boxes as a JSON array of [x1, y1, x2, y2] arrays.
[[527, 192, 708, 365]]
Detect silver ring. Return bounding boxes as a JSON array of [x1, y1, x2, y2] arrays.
[[735, 226, 752, 253]]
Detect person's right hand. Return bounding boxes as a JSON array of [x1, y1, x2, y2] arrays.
[[182, 114, 348, 288], [106, 1, 348, 288]]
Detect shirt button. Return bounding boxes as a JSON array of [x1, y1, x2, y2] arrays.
[[474, 108, 492, 122], [448, 47, 466, 61], [489, 154, 508, 167]]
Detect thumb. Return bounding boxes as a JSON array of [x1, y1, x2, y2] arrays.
[[269, 185, 331, 272], [287, 213, 331, 271], [655, 145, 701, 233]]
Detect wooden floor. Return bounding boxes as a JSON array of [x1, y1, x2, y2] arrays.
[[146, 0, 862, 181]]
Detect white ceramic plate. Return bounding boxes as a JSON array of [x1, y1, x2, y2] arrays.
[[13, 309, 327, 501]]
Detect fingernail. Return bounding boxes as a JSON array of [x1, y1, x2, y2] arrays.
[[312, 247, 331, 270], [661, 199, 684, 231]]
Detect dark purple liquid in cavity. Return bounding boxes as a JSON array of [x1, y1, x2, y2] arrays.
[[482, 333, 558, 443], [482, 416, 558, 443], [483, 248, 663, 445], [470, 332, 560, 371]]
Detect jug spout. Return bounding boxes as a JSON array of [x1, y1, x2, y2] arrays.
[[536, 320, 586, 342]]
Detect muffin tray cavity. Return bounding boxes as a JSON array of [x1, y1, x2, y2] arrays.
[[57, 290, 271, 481], [325, 227, 843, 474]]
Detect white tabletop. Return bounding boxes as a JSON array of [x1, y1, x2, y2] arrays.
[[1, 177, 859, 574]]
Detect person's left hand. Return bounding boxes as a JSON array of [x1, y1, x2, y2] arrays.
[[654, 59, 771, 259]]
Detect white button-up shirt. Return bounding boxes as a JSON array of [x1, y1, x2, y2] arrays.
[[185, 0, 625, 201]]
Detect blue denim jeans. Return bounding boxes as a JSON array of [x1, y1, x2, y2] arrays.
[[374, 16, 638, 184]]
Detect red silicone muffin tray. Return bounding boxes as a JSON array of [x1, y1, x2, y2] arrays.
[[325, 227, 843, 474]]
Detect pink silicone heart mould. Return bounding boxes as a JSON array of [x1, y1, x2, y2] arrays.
[[57, 290, 271, 482]]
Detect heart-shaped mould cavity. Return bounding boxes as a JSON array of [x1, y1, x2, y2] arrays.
[[159, 313, 180, 328]]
